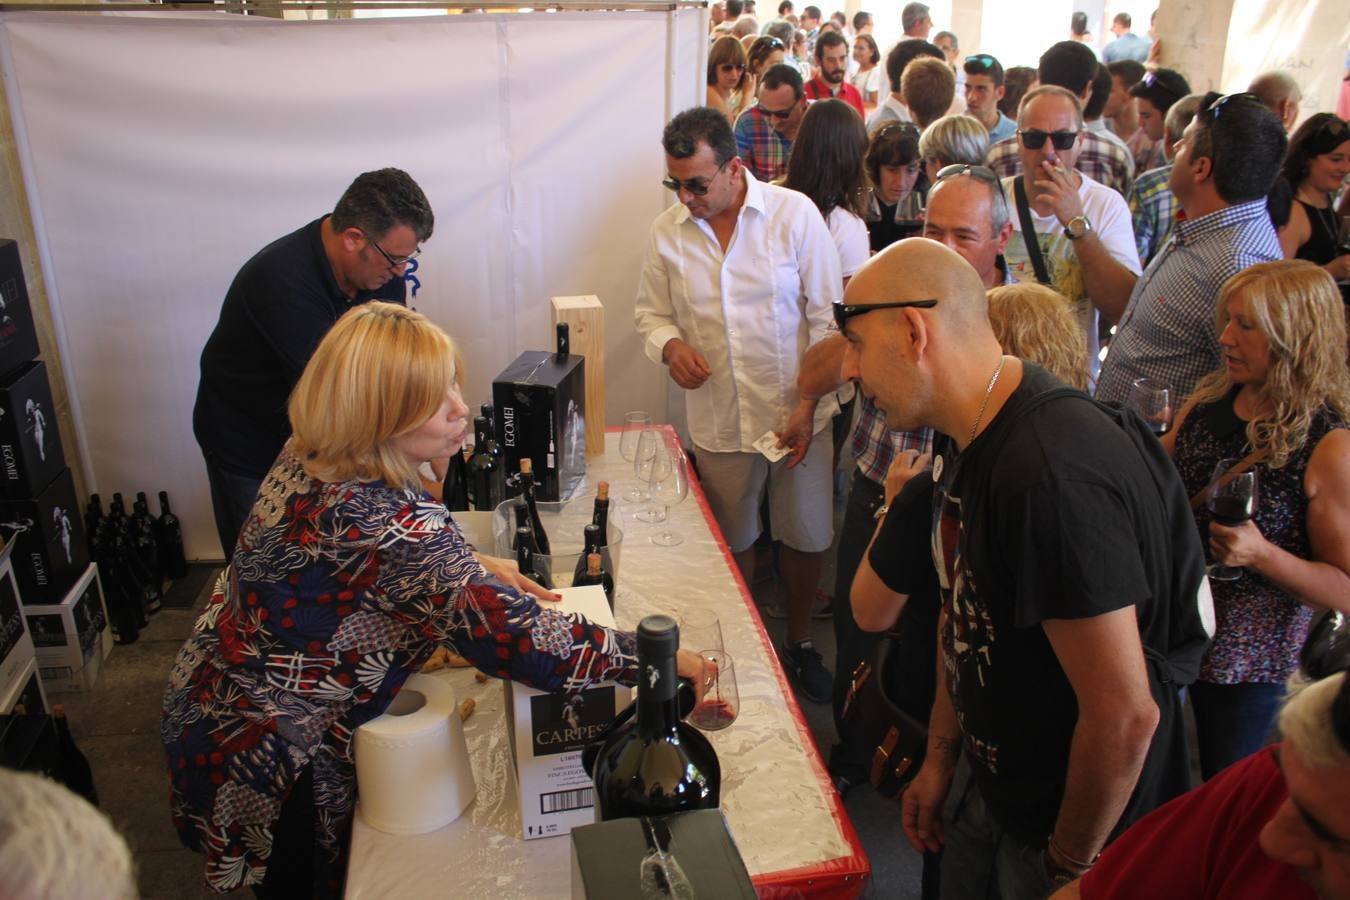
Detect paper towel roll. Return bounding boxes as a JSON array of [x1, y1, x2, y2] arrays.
[[355, 673, 477, 835]]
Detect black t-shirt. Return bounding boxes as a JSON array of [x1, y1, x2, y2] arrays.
[[932, 363, 1181, 844], [193, 217, 406, 476], [868, 472, 941, 721]]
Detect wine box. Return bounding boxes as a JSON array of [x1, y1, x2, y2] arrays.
[[491, 348, 586, 502], [0, 240, 41, 382], [1, 656, 48, 715], [0, 361, 67, 500], [0, 467, 89, 603], [0, 658, 58, 774], [570, 809, 757, 899], [504, 584, 624, 840], [27, 564, 110, 692], [0, 537, 36, 700]]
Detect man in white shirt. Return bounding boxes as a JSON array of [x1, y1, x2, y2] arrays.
[[1000, 85, 1141, 385], [635, 106, 842, 701]]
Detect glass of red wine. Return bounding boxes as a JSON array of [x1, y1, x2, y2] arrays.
[[893, 190, 925, 239], [1205, 457, 1259, 582], [688, 650, 738, 732], [1127, 377, 1173, 436]]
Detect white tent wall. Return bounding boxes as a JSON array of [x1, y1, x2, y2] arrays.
[[0, 7, 705, 560]]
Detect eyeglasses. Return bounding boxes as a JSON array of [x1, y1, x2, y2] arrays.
[[1202, 91, 1258, 119], [662, 158, 731, 196], [361, 229, 421, 269], [1298, 610, 1350, 752], [718, 62, 746, 73], [757, 103, 796, 120], [1018, 129, 1079, 151], [833, 299, 938, 331], [935, 163, 998, 183], [759, 37, 785, 50], [964, 53, 996, 69]]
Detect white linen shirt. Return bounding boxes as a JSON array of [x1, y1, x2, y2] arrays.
[[634, 171, 842, 453]]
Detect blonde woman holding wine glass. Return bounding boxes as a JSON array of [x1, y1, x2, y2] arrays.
[[1161, 260, 1350, 780]]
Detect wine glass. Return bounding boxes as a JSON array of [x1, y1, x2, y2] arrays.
[[678, 609, 723, 654], [688, 650, 739, 732], [631, 427, 660, 507], [634, 432, 672, 524], [893, 190, 924, 238], [1205, 458, 1259, 582], [648, 441, 690, 545], [620, 412, 653, 502], [1127, 377, 1173, 436]]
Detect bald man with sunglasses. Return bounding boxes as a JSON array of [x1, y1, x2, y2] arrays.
[[1001, 85, 1141, 389]]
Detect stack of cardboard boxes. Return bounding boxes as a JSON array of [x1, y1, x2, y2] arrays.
[[0, 239, 108, 699]]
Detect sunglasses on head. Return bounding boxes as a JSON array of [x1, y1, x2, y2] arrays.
[[1018, 129, 1079, 150], [661, 158, 730, 196], [760, 37, 785, 50], [935, 163, 998, 183], [1203, 91, 1259, 119], [1317, 117, 1349, 139], [964, 54, 996, 69], [833, 299, 938, 331], [1298, 611, 1350, 752]]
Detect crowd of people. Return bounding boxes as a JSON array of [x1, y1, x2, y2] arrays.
[[664, 5, 1350, 897]]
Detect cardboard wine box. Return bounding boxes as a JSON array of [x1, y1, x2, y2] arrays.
[[492, 349, 586, 502], [27, 564, 110, 692], [0, 361, 66, 500], [0, 658, 57, 774], [505, 584, 623, 840], [2, 656, 47, 715], [570, 809, 757, 899], [0, 468, 89, 604], [0, 539, 35, 698], [0, 240, 41, 382]]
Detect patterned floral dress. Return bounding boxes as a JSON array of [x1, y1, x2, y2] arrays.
[[1172, 390, 1343, 684], [161, 447, 638, 897]]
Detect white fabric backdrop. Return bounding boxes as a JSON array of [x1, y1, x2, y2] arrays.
[[0, 8, 705, 559]]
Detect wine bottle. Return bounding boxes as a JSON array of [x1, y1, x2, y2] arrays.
[[518, 458, 550, 555], [509, 500, 531, 551], [84, 494, 104, 560], [591, 615, 720, 820], [154, 491, 189, 580], [97, 547, 139, 645], [469, 416, 505, 512], [556, 322, 569, 361], [442, 447, 471, 512], [590, 482, 615, 577], [515, 526, 553, 589], [571, 550, 615, 609], [53, 704, 99, 806], [132, 495, 163, 614]]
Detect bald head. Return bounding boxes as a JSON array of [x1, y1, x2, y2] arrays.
[[847, 238, 992, 332]]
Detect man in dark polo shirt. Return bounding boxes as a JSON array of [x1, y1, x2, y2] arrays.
[[193, 168, 433, 560]]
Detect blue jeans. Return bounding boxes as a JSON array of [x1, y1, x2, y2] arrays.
[[1190, 680, 1285, 781], [202, 452, 263, 563], [940, 757, 1055, 900]]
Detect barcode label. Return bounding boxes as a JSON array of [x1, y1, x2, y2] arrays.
[[540, 786, 593, 814]]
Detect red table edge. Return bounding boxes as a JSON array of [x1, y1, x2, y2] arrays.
[[607, 425, 871, 897]]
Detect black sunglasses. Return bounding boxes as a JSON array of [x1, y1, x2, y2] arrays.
[[662, 158, 731, 196], [759, 37, 785, 50], [757, 103, 795, 121], [1018, 129, 1079, 151], [1299, 611, 1350, 752], [964, 54, 996, 69], [935, 163, 998, 183], [1203, 91, 1259, 119], [361, 229, 421, 268], [834, 299, 938, 331]]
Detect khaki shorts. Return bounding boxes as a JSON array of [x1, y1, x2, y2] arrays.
[[696, 430, 835, 554]]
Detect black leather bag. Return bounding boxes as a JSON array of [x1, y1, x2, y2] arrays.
[[839, 636, 929, 799]]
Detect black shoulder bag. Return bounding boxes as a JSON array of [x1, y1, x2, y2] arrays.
[[1013, 176, 1053, 285]]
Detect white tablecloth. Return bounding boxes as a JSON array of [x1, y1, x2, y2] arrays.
[[344, 430, 868, 898]]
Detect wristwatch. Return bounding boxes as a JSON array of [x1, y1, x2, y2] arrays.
[[1064, 215, 1093, 241]]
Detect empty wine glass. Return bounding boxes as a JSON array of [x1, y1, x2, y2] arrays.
[[678, 609, 723, 654], [639, 815, 694, 900], [648, 441, 690, 545], [688, 650, 738, 732], [1127, 378, 1173, 437], [631, 427, 661, 508], [620, 412, 653, 502], [1205, 457, 1259, 582]]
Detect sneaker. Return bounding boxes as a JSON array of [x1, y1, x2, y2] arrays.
[[811, 590, 834, 620], [781, 639, 833, 703]]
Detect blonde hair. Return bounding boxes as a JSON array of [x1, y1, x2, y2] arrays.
[[289, 302, 456, 490], [1188, 260, 1350, 469], [986, 283, 1089, 390]]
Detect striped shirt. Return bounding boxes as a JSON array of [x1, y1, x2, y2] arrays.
[[1129, 164, 1177, 266], [1096, 198, 1282, 405], [734, 106, 793, 183], [987, 129, 1135, 198]]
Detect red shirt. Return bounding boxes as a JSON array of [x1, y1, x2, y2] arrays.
[[1080, 746, 1315, 900], [803, 76, 865, 120]]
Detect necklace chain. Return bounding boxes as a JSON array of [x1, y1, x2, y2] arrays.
[[969, 355, 1008, 445]]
